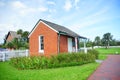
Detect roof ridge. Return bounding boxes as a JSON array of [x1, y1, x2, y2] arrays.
[[29, 19, 87, 39], [40, 19, 64, 28], [9, 31, 16, 32], [40, 19, 81, 37]]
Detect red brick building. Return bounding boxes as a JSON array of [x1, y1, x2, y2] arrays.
[[28, 19, 86, 56]]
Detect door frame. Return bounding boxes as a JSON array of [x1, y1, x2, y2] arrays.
[[68, 38, 72, 52]]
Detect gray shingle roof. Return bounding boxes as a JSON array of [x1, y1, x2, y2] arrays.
[[40, 19, 86, 39], [5, 31, 21, 41], [9, 31, 21, 38]]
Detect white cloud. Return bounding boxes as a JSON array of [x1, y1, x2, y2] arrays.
[[11, 1, 30, 16], [69, 16, 109, 31], [0, 24, 18, 43], [84, 7, 109, 20], [75, 0, 79, 4], [19, 8, 36, 16], [47, 1, 56, 5], [64, 0, 72, 11], [74, 0, 79, 9], [38, 7, 48, 12], [10, 1, 48, 16], [11, 1, 26, 9], [70, 7, 109, 29], [0, 24, 18, 32], [49, 9, 56, 13]]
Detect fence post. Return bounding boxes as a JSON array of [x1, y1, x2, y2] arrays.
[[25, 49, 29, 57], [2, 53, 5, 62]]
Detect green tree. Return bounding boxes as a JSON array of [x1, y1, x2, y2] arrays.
[[5, 42, 14, 49], [11, 38, 23, 49], [17, 29, 23, 35], [21, 31, 29, 42], [102, 32, 113, 49], [116, 40, 120, 46], [79, 42, 84, 47], [4, 29, 29, 50], [110, 39, 117, 46], [22, 31, 29, 37], [86, 40, 93, 47], [12, 38, 19, 49], [94, 36, 101, 46], [17, 29, 29, 49]]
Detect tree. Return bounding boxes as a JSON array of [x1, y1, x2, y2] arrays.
[[5, 42, 14, 49], [16, 29, 29, 49], [116, 40, 120, 46], [17, 29, 23, 35], [21, 31, 29, 42], [110, 39, 117, 46], [0, 43, 6, 48], [102, 32, 113, 49], [94, 36, 101, 46], [22, 31, 29, 37], [79, 42, 84, 47], [86, 40, 93, 47], [11, 38, 19, 49], [79, 39, 94, 48], [87, 40, 95, 49], [4, 29, 29, 50]]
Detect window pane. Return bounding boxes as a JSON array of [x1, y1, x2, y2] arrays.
[[39, 36, 44, 50], [41, 44, 44, 50]]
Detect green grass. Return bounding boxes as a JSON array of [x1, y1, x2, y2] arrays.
[[95, 47, 120, 60], [0, 62, 99, 80]]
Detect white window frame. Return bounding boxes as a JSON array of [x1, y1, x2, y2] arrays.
[[39, 35, 44, 53]]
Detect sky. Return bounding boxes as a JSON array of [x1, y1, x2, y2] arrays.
[[0, 0, 120, 43]]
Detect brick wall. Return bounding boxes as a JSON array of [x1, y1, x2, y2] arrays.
[[29, 22, 58, 56], [59, 35, 68, 53], [6, 34, 13, 43]]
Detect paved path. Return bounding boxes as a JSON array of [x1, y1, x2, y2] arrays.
[[88, 55, 120, 80]]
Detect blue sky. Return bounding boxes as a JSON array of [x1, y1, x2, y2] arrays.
[[0, 0, 120, 43]]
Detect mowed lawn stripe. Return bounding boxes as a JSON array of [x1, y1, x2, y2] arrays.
[[95, 47, 120, 60], [0, 62, 99, 80]]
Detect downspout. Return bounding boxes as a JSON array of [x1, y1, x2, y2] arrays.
[[58, 33, 60, 54]]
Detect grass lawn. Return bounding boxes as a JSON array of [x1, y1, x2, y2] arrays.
[[95, 47, 120, 60], [0, 62, 99, 80]]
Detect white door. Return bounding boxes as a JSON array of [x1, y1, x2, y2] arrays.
[[68, 38, 72, 52]]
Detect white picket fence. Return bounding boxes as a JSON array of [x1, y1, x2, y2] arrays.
[[0, 50, 29, 61]]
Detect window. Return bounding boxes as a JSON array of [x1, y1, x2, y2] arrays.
[[39, 35, 44, 53]]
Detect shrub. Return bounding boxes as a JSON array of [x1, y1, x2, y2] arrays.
[[88, 49, 99, 59], [10, 50, 98, 69]]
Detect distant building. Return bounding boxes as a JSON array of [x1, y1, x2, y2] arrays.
[[4, 31, 21, 43]]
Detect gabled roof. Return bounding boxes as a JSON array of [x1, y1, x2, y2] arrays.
[[5, 31, 21, 40], [10, 31, 21, 38], [29, 19, 87, 39]]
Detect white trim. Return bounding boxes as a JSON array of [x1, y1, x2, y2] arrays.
[[75, 37, 78, 52], [39, 35, 44, 53], [28, 20, 58, 38], [84, 39, 87, 53], [68, 38, 72, 53], [39, 50, 44, 53]]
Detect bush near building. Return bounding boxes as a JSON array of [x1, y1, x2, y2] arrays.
[[10, 50, 99, 70]]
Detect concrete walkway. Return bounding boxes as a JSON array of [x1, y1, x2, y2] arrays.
[[88, 55, 120, 80]]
